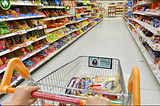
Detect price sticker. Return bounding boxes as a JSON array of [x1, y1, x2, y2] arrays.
[[156, 74, 160, 81], [153, 69, 158, 75], [23, 43, 27, 47], [39, 26, 43, 29], [52, 17, 56, 20], [42, 25, 44, 28], [33, 39, 36, 42], [37, 26, 40, 30], [18, 30, 26, 35], [17, 31, 22, 35], [44, 24, 47, 28], [152, 67, 158, 75]]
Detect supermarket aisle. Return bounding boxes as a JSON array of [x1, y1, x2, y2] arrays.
[[1, 18, 160, 104]]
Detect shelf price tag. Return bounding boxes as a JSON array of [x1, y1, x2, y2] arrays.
[[52, 17, 56, 20], [37, 26, 43, 30], [44, 24, 47, 28], [18, 30, 27, 35], [152, 67, 158, 75]]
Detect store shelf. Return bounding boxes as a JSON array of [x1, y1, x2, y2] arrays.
[[132, 11, 160, 16], [0, 38, 47, 74], [43, 13, 88, 21], [73, 6, 88, 9], [125, 20, 160, 84], [133, 18, 160, 35], [49, 29, 78, 44], [132, 1, 152, 8], [43, 15, 73, 21], [70, 18, 88, 24], [0, 25, 47, 40], [49, 23, 90, 44], [85, 9, 91, 11], [0, 35, 47, 59], [76, 13, 88, 15], [44, 25, 66, 33], [11, 2, 43, 6], [42, 6, 64, 9], [129, 23, 160, 51], [0, 15, 45, 22], [21, 44, 49, 61]]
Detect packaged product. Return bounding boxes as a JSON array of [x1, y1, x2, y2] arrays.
[[18, 47, 27, 55], [14, 35, 21, 44], [0, 58, 4, 66], [21, 34, 28, 42], [1, 56, 9, 64], [6, 37, 13, 47], [65, 77, 80, 95], [77, 76, 93, 96], [0, 40, 7, 51], [94, 74, 121, 93]]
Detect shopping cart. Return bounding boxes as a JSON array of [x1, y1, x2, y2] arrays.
[[0, 56, 140, 105]]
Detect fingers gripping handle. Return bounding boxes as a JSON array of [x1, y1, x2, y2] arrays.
[[0, 58, 30, 93], [128, 67, 140, 105]]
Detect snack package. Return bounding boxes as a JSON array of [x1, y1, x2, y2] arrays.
[[19, 47, 27, 55], [89, 85, 118, 100], [58, 29, 65, 36], [0, 40, 6, 51], [14, 35, 21, 44], [34, 30, 40, 38], [6, 37, 13, 47], [94, 74, 120, 84], [65, 77, 80, 95], [0, 58, 4, 66], [23, 59, 34, 67], [39, 29, 45, 36], [21, 34, 28, 42], [1, 56, 9, 64], [53, 30, 59, 39], [94, 74, 121, 93], [77, 76, 93, 96]]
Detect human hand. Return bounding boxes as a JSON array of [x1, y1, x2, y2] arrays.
[[7, 86, 39, 105], [87, 95, 111, 105]]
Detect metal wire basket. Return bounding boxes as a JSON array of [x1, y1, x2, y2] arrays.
[[34, 56, 128, 105]]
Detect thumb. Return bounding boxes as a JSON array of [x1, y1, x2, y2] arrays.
[[29, 86, 39, 98], [30, 86, 39, 92]]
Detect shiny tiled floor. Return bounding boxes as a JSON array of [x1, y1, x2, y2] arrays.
[[1, 18, 160, 104]]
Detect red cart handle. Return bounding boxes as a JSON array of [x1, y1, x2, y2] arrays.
[[32, 91, 87, 105]]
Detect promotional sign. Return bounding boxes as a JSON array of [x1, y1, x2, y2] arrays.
[[89, 57, 112, 69], [0, 0, 11, 10], [65, 5, 71, 11]]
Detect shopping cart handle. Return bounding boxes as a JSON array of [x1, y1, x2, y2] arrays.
[[128, 67, 140, 105], [0, 58, 30, 93], [31, 91, 87, 105]]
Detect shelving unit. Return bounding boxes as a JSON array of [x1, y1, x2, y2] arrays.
[[123, 0, 160, 84], [124, 21, 160, 84], [0, 0, 103, 97], [108, 6, 116, 17], [116, 4, 123, 15], [8, 19, 103, 91]]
